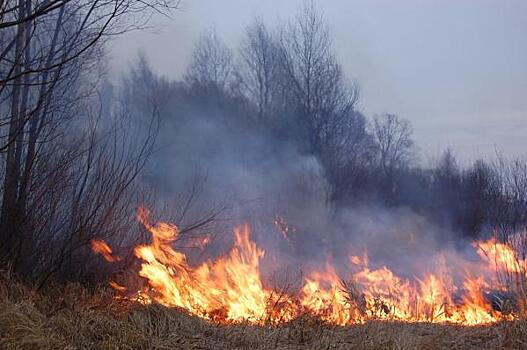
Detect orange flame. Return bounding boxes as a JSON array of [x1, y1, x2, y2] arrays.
[[91, 239, 119, 262], [476, 238, 526, 274], [93, 206, 527, 326], [133, 206, 292, 323]]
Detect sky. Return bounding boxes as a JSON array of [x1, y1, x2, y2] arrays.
[[110, 0, 527, 161]]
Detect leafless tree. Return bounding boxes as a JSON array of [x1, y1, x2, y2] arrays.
[[277, 3, 359, 154], [322, 111, 376, 204], [184, 27, 234, 94], [372, 113, 414, 177], [33, 105, 159, 285], [0, 1, 176, 84], [371, 113, 414, 205], [0, 0, 178, 278], [237, 19, 280, 124], [266, 3, 368, 205], [489, 155, 527, 236], [461, 159, 494, 237]]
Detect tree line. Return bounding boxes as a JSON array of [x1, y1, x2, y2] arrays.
[[123, 5, 527, 244]]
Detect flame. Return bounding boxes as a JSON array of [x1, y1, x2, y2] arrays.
[[93, 206, 527, 326], [133, 206, 292, 323], [109, 280, 127, 292], [476, 238, 526, 274], [91, 239, 119, 262]]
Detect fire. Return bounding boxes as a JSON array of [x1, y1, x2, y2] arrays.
[[133, 207, 288, 323], [300, 263, 359, 324], [93, 206, 527, 326], [476, 238, 526, 274], [91, 239, 119, 262]]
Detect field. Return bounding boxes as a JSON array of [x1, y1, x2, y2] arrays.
[[1, 273, 526, 350]]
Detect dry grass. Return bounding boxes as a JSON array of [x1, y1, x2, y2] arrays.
[[1, 273, 526, 349]]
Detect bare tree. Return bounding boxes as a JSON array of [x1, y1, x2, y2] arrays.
[[489, 155, 527, 235], [277, 3, 359, 155], [0, 0, 178, 276], [371, 113, 414, 205], [461, 159, 494, 237], [0, 1, 177, 84], [322, 111, 376, 204], [31, 104, 160, 285], [372, 113, 414, 177], [237, 19, 280, 123], [184, 27, 234, 94]]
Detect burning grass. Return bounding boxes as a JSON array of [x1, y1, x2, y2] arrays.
[[5, 206, 527, 348], [0, 272, 526, 350], [91, 206, 527, 326]]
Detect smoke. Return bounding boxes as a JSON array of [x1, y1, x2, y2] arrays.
[[116, 81, 481, 286], [108, 4, 513, 286]]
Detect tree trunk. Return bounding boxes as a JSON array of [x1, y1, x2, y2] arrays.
[[0, 0, 27, 259]]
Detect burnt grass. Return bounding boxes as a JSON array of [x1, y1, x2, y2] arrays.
[[1, 273, 526, 350]]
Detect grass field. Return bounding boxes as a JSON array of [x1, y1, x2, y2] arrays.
[[1, 273, 526, 350]]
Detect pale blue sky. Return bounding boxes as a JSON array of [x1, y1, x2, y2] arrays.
[[111, 0, 527, 161]]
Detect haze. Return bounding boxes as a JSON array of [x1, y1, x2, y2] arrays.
[[110, 0, 527, 160]]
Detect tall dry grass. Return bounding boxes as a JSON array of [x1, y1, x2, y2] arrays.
[[0, 271, 526, 349]]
